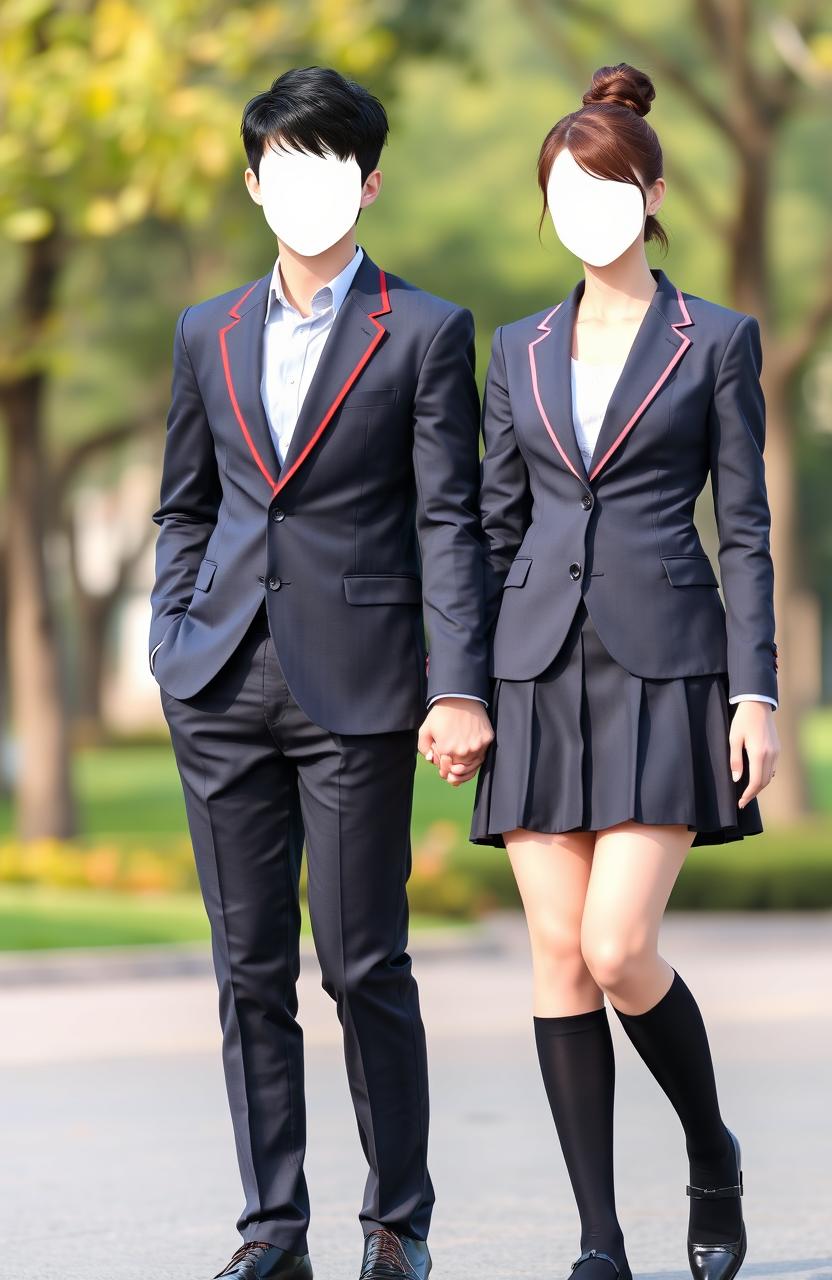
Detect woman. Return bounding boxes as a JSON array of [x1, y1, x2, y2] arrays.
[[468, 64, 780, 1280]]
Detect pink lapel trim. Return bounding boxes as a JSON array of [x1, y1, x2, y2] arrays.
[[527, 301, 584, 482], [588, 285, 693, 482]]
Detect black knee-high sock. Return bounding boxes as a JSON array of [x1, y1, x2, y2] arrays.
[[611, 968, 742, 1245], [534, 1007, 627, 1274]]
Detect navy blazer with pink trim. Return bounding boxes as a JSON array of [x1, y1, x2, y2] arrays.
[[480, 266, 779, 703]]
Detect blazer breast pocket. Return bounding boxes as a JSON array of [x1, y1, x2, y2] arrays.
[[661, 554, 718, 587], [193, 557, 218, 592], [342, 387, 399, 410], [502, 557, 533, 589]]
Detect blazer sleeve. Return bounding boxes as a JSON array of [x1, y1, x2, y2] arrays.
[[412, 304, 490, 706], [148, 305, 222, 673], [479, 325, 533, 637], [707, 313, 779, 705]]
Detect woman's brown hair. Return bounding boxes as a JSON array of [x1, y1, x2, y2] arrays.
[[537, 63, 668, 254]]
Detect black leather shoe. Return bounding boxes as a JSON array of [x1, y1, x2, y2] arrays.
[[213, 1241, 313, 1279], [569, 1247, 633, 1280], [686, 1126, 747, 1280], [359, 1228, 431, 1279]]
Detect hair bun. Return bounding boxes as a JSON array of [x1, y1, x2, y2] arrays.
[[582, 63, 655, 118]]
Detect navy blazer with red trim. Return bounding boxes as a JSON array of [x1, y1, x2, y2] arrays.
[[148, 248, 490, 733], [480, 266, 779, 703]]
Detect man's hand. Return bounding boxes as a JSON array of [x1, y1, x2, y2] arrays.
[[417, 698, 494, 786], [730, 701, 780, 809]]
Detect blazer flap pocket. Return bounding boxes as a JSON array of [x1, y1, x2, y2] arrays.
[[661, 554, 718, 587], [343, 387, 399, 409], [503, 557, 533, 589], [343, 573, 422, 605], [194, 557, 218, 592]]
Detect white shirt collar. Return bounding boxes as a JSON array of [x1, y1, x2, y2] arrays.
[[265, 245, 364, 324]]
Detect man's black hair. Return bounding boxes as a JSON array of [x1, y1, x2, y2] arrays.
[[241, 65, 389, 182]]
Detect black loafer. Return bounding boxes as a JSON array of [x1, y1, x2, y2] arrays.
[[686, 1126, 747, 1280], [213, 1241, 313, 1278], [359, 1228, 431, 1279], [569, 1248, 633, 1280]]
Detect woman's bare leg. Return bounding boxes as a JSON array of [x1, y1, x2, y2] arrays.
[[580, 820, 742, 1249], [505, 826, 599, 1014], [579, 819, 693, 1013]]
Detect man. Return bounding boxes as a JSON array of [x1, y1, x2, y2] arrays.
[[148, 65, 493, 1280]]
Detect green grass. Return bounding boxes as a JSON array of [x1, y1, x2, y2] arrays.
[[0, 885, 467, 951], [0, 885, 212, 950], [0, 705, 830, 948]]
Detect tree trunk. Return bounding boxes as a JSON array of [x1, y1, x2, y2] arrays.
[[0, 233, 77, 838], [761, 376, 811, 822], [74, 591, 110, 741], [733, 145, 811, 823]]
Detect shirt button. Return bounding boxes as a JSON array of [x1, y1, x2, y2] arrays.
[[581, 494, 593, 510], [271, 508, 285, 522], [268, 577, 282, 591], [569, 561, 582, 580]]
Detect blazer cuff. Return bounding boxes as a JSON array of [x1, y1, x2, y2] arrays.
[[427, 692, 489, 710], [729, 692, 778, 710]]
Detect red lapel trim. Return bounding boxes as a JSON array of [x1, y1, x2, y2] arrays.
[[528, 301, 585, 483], [218, 269, 392, 497], [588, 286, 693, 482], [273, 269, 391, 496], [218, 281, 278, 491]]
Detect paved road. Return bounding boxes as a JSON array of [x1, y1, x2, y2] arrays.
[[1, 913, 830, 1280]]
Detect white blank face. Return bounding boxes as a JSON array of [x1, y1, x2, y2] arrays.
[[255, 143, 363, 257], [546, 147, 645, 266]]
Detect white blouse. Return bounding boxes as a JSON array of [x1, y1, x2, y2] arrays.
[[570, 354, 626, 474]]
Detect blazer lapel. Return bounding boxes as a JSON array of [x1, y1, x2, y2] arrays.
[[217, 252, 392, 499], [528, 283, 591, 487], [275, 253, 391, 495], [218, 273, 282, 492], [586, 267, 694, 481], [528, 266, 694, 486]]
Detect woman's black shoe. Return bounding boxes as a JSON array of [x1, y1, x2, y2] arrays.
[[569, 1248, 633, 1280], [686, 1126, 747, 1280]]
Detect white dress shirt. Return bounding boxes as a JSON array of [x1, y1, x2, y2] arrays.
[[261, 246, 365, 466], [570, 356, 777, 709], [259, 246, 484, 712]]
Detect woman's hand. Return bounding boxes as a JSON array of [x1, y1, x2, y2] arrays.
[[730, 701, 780, 809]]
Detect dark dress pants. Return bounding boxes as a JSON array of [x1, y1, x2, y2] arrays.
[[158, 598, 434, 1254]]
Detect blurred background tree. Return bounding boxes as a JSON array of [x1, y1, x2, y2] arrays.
[[0, 0, 463, 838], [0, 0, 830, 876]]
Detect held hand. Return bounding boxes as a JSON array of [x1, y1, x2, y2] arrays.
[[730, 701, 780, 809], [417, 699, 495, 786]]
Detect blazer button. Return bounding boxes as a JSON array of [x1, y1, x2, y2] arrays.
[[271, 508, 285, 522], [268, 576, 282, 591], [569, 561, 582, 580], [581, 494, 593, 510]]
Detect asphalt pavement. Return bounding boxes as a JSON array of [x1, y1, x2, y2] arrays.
[[1, 912, 830, 1280]]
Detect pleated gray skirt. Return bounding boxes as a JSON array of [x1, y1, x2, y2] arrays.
[[469, 596, 762, 847]]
